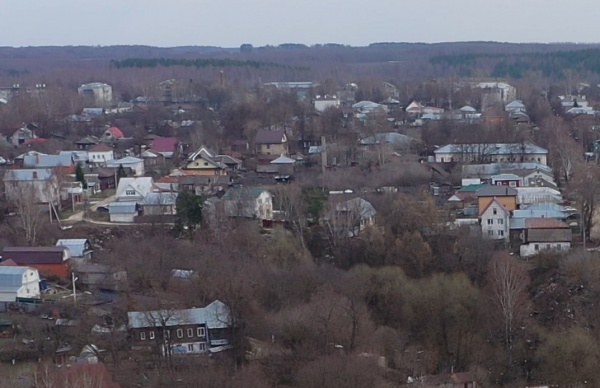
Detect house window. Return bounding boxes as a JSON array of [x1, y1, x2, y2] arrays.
[[547, 244, 551, 250], [498, 230, 504, 237], [204, 162, 208, 166], [534, 244, 539, 251], [126, 190, 136, 195], [188, 344, 194, 352], [199, 343, 206, 352], [492, 208, 497, 215], [140, 332, 146, 340], [187, 328, 194, 338], [149, 331, 155, 340], [488, 230, 494, 236], [197, 327, 205, 337], [177, 329, 183, 338], [509, 181, 517, 187], [557, 244, 562, 250], [498, 219, 504, 225], [487, 219, 493, 225], [266, 144, 271, 150]]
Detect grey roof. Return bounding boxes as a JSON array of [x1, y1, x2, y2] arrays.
[[56, 239, 90, 258], [106, 156, 143, 165], [462, 163, 553, 177], [255, 130, 286, 145], [512, 209, 567, 219], [4, 169, 54, 182], [127, 300, 231, 329], [108, 202, 137, 214], [0, 266, 29, 292], [270, 155, 296, 164], [476, 186, 518, 197], [335, 197, 377, 219], [359, 132, 415, 146], [435, 143, 547, 155], [23, 154, 73, 168]]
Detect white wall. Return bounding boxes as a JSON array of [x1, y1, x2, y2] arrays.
[[480, 203, 509, 241], [520, 242, 571, 257], [110, 213, 136, 223]]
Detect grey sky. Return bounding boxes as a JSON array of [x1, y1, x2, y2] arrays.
[[4, 0, 599, 47]]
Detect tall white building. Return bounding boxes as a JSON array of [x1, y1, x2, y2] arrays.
[[78, 82, 113, 106]]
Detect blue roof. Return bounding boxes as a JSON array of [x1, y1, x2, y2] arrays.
[[108, 202, 137, 214], [3, 169, 54, 182], [127, 300, 231, 329], [56, 239, 90, 257]]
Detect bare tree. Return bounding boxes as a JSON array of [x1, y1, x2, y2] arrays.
[[486, 253, 529, 364], [272, 183, 307, 248]]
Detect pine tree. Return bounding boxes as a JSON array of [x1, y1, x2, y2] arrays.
[[75, 162, 87, 189]]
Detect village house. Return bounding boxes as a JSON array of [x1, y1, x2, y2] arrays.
[[150, 137, 179, 159], [88, 144, 114, 166], [314, 95, 340, 112], [140, 192, 178, 217], [510, 218, 572, 257], [6, 123, 37, 146], [491, 173, 522, 187], [75, 136, 99, 150], [476, 186, 518, 215], [4, 169, 60, 204], [56, 239, 93, 261], [220, 187, 273, 220], [108, 202, 139, 223], [74, 263, 127, 292], [78, 82, 112, 105], [0, 266, 41, 304], [115, 177, 155, 202], [326, 196, 377, 238], [1, 246, 71, 278], [105, 156, 145, 176], [479, 198, 510, 242], [255, 130, 289, 156], [184, 146, 228, 176], [178, 175, 230, 196], [127, 300, 232, 356], [23, 153, 76, 174], [102, 126, 124, 142], [435, 143, 548, 165]]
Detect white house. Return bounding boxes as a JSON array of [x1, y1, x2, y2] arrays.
[[106, 156, 145, 177], [3, 169, 59, 204], [513, 218, 572, 257], [115, 177, 155, 202], [0, 266, 41, 302], [480, 198, 510, 241], [221, 187, 273, 220], [515, 187, 563, 206], [78, 82, 112, 105], [88, 144, 114, 166], [314, 95, 340, 112], [434, 143, 548, 165], [108, 202, 139, 223], [56, 239, 93, 261], [327, 196, 377, 238]]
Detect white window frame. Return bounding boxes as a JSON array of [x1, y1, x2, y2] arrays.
[[140, 332, 146, 340], [197, 327, 205, 337], [149, 331, 155, 340], [187, 328, 194, 338], [177, 329, 183, 338]]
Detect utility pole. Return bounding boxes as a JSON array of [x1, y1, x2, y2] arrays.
[[72, 272, 78, 306]]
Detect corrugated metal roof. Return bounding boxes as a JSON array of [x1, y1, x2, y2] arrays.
[[56, 239, 89, 258], [127, 300, 231, 329], [525, 218, 570, 229], [3, 168, 54, 181]]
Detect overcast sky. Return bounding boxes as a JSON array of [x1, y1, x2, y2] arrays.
[[4, 0, 600, 47]]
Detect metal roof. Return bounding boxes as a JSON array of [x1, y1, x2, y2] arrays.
[[56, 239, 90, 258], [435, 143, 547, 155], [127, 300, 231, 329], [108, 202, 137, 214], [3, 168, 54, 181]]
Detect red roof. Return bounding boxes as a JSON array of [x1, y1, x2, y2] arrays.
[[151, 137, 178, 153], [89, 143, 113, 152], [22, 138, 48, 146], [156, 176, 179, 184], [106, 127, 124, 138], [525, 218, 570, 229]]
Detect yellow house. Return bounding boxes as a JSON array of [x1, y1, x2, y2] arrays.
[[184, 147, 229, 176], [476, 186, 517, 215], [255, 130, 288, 156]]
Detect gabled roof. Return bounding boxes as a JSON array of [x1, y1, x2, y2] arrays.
[[476, 186, 518, 197], [2, 247, 68, 264], [23, 154, 73, 168], [127, 300, 231, 329], [115, 177, 154, 198], [335, 197, 377, 219], [0, 266, 32, 292], [151, 137, 178, 153], [75, 136, 99, 145], [255, 130, 286, 145], [89, 144, 113, 153], [525, 218, 570, 229], [480, 198, 510, 216], [105, 126, 124, 138], [106, 156, 143, 166], [4, 169, 54, 182], [56, 239, 90, 257], [270, 155, 295, 164]]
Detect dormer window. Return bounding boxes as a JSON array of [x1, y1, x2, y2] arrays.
[[126, 190, 136, 195]]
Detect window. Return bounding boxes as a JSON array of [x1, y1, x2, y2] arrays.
[[188, 344, 194, 352], [197, 327, 205, 337], [125, 190, 136, 195], [492, 208, 497, 215], [498, 219, 504, 225], [198, 343, 206, 352], [487, 219, 493, 225], [534, 244, 539, 251], [140, 332, 146, 340], [498, 230, 504, 237], [177, 329, 183, 338], [488, 230, 494, 236], [266, 144, 271, 150], [187, 328, 194, 338], [509, 181, 517, 187], [547, 244, 551, 250], [557, 244, 562, 250]]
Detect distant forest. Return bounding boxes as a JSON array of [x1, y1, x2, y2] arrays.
[[431, 48, 600, 78], [110, 57, 302, 71]]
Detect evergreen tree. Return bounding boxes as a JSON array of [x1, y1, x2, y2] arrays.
[[75, 162, 87, 189], [174, 189, 204, 239], [117, 164, 127, 182]]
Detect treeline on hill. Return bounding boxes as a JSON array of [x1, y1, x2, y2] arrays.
[[431, 48, 600, 78], [110, 57, 304, 71]]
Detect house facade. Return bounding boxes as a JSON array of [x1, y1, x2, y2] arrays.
[[56, 239, 93, 261], [514, 218, 572, 257], [115, 177, 155, 202], [480, 199, 510, 241], [434, 143, 548, 165], [88, 144, 114, 166], [476, 186, 518, 215], [78, 82, 112, 105], [0, 266, 40, 303], [221, 188, 273, 220], [4, 169, 60, 204], [326, 197, 377, 238], [255, 130, 289, 156], [127, 300, 231, 356], [2, 247, 71, 278]]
